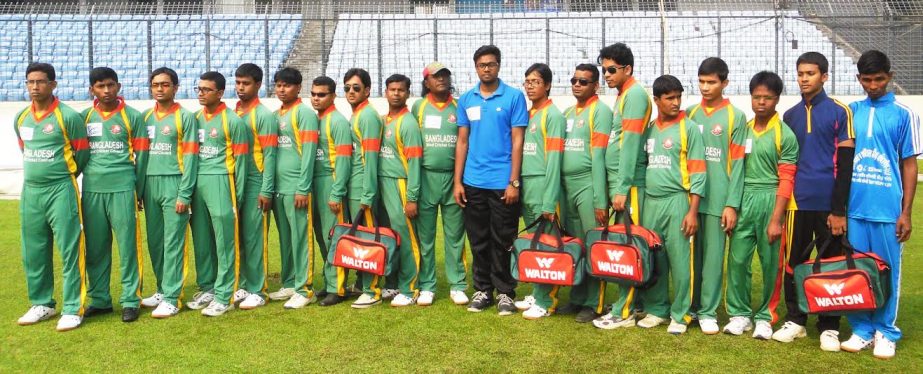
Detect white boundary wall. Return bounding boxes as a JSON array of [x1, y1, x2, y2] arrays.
[[2, 94, 921, 198]]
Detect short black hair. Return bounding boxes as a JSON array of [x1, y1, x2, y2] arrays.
[[312, 76, 336, 93], [597, 43, 634, 69], [574, 63, 600, 83], [697, 57, 729, 81], [89, 66, 118, 85], [343, 68, 371, 88], [150, 67, 179, 85], [857, 50, 891, 75], [525, 63, 553, 95], [473, 45, 501, 64], [749, 71, 784, 96], [652, 74, 684, 97], [274, 67, 302, 85], [385, 74, 411, 90], [199, 71, 226, 91], [235, 63, 263, 82], [26, 62, 55, 81], [796, 52, 829, 75]]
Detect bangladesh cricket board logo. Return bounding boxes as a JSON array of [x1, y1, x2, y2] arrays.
[[42, 123, 54, 134], [448, 114, 456, 124], [110, 125, 122, 135], [385, 128, 393, 139], [209, 128, 218, 138], [576, 119, 585, 129], [711, 124, 723, 136], [662, 137, 674, 150], [161, 125, 171, 135], [279, 121, 287, 130], [529, 123, 537, 133]]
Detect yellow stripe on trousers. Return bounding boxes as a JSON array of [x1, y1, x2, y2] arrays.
[[177, 226, 191, 308], [335, 209, 347, 296], [71, 176, 88, 316], [133, 191, 145, 299], [398, 179, 422, 298], [261, 211, 270, 296], [303, 194, 315, 298], [228, 174, 241, 305]]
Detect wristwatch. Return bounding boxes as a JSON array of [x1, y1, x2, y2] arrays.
[[510, 179, 520, 188]]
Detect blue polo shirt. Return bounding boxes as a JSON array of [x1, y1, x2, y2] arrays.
[[456, 79, 529, 190], [782, 90, 854, 211]]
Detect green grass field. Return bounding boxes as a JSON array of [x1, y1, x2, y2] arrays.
[[1, 187, 921, 372]]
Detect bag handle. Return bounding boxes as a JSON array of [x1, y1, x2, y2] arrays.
[[348, 206, 382, 242], [601, 210, 633, 245], [811, 235, 858, 274], [525, 216, 565, 252]]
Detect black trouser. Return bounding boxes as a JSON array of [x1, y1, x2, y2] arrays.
[[784, 210, 843, 331], [463, 184, 521, 299]]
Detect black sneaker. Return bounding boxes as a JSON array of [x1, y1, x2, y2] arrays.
[[497, 294, 516, 316], [121, 307, 140, 322], [316, 289, 329, 299], [84, 306, 113, 318], [575, 307, 601, 323], [555, 303, 580, 315], [318, 293, 345, 307], [466, 291, 493, 312]]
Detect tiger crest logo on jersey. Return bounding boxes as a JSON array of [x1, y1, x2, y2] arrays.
[[209, 128, 218, 138], [711, 124, 723, 136], [662, 137, 674, 150], [576, 119, 585, 129], [447, 114, 456, 124], [385, 128, 392, 139], [161, 125, 171, 135], [42, 123, 54, 134], [110, 125, 122, 135], [529, 124, 537, 133]]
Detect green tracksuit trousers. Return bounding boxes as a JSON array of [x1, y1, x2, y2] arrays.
[[143, 174, 190, 308], [190, 174, 239, 305], [273, 193, 315, 298], [83, 190, 142, 308], [416, 169, 467, 292], [692, 213, 726, 320]]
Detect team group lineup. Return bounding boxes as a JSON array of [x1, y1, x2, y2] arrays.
[[12, 40, 921, 358]]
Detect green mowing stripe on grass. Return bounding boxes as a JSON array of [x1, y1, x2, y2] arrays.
[[1, 186, 921, 372]]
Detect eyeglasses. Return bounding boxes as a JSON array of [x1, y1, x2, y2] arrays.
[[194, 87, 217, 94], [150, 82, 174, 89], [310, 91, 330, 98], [476, 62, 499, 70], [523, 79, 544, 88], [344, 84, 363, 93], [603, 65, 628, 74], [751, 94, 778, 101], [25, 79, 51, 86], [570, 78, 591, 86]]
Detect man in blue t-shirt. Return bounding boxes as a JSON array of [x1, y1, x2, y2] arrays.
[[839, 50, 920, 360], [453, 45, 529, 316]]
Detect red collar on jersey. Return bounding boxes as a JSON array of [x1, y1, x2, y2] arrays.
[[529, 98, 554, 119], [154, 102, 180, 120], [31, 96, 60, 123], [279, 98, 302, 115], [92, 97, 126, 121], [386, 107, 409, 124], [203, 102, 227, 121], [655, 110, 686, 130], [318, 104, 337, 119], [236, 98, 261, 116]]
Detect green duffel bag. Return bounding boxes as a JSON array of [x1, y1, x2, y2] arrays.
[[328, 207, 400, 276], [794, 236, 891, 315], [510, 217, 586, 286], [583, 212, 662, 288]]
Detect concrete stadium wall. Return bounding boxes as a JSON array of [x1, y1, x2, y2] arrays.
[[2, 94, 921, 197]]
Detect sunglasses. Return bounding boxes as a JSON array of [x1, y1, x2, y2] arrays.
[[570, 78, 592, 86], [604, 65, 628, 74], [310, 91, 330, 98], [344, 84, 364, 93]]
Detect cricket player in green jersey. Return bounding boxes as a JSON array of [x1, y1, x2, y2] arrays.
[[268, 67, 320, 309], [15, 63, 89, 331], [139, 67, 198, 319], [595, 75, 706, 335], [81, 67, 147, 323], [378, 74, 424, 307], [310, 76, 355, 307], [341, 68, 385, 309], [723, 72, 798, 340], [232, 63, 278, 310], [187, 71, 252, 317], [412, 62, 469, 306], [686, 58, 748, 334]]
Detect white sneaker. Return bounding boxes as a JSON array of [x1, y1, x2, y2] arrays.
[[151, 302, 180, 318], [523, 304, 549, 320], [840, 333, 873, 353], [515, 295, 536, 311], [381, 289, 400, 300], [284, 293, 316, 309], [699, 318, 720, 335], [239, 294, 266, 310], [233, 289, 251, 305], [352, 294, 381, 309], [667, 320, 688, 335], [592, 313, 636, 330], [637, 314, 669, 328], [17, 305, 57, 325], [201, 301, 232, 317], [140, 293, 163, 308], [391, 294, 415, 307], [417, 291, 435, 306], [752, 320, 773, 340], [722, 316, 753, 336], [873, 332, 896, 359], [820, 330, 841, 352], [56, 314, 82, 331], [449, 290, 469, 305], [772, 321, 807, 343], [186, 291, 214, 310], [268, 287, 295, 301]]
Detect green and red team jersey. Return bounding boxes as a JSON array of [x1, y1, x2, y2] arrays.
[[412, 94, 458, 172], [315, 105, 353, 204], [274, 99, 319, 196], [81, 98, 147, 193], [380, 107, 423, 202], [142, 102, 199, 204], [14, 98, 89, 185], [686, 99, 748, 215], [349, 100, 382, 206], [195, 102, 251, 201], [741, 113, 800, 191], [562, 96, 612, 210], [643, 111, 707, 197], [607, 76, 652, 195], [523, 100, 565, 214], [236, 99, 278, 198]]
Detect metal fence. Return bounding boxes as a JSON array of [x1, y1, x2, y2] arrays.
[[0, 0, 920, 99]]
